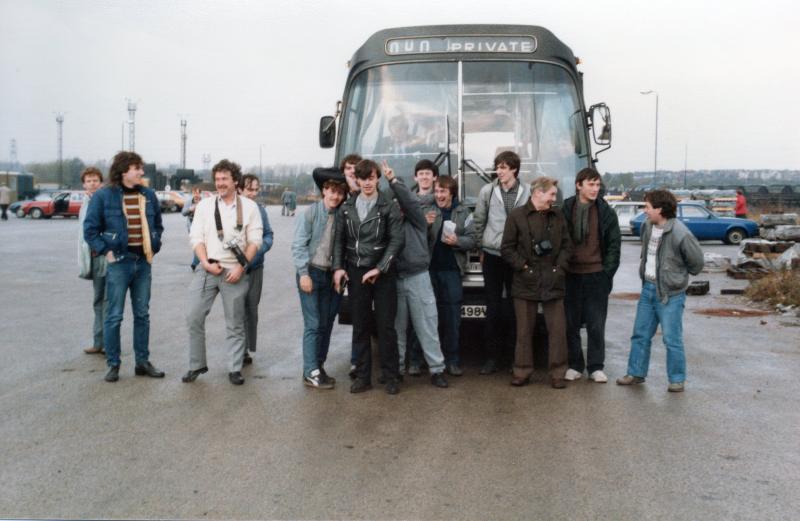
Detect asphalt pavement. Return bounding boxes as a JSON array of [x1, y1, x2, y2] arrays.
[[0, 207, 798, 520]]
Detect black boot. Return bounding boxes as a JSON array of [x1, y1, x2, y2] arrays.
[[431, 372, 449, 388], [181, 367, 208, 383], [104, 366, 120, 382], [135, 361, 165, 378]]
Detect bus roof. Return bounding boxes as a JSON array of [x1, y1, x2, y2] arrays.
[[349, 24, 578, 75]]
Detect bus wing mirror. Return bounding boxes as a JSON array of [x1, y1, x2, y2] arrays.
[[588, 103, 612, 161], [589, 103, 612, 146], [319, 116, 336, 148]]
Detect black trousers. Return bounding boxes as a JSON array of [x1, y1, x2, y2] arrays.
[[481, 252, 516, 365], [348, 266, 399, 383], [564, 271, 610, 373]]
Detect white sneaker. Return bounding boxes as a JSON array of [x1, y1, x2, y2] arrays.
[[564, 368, 583, 381], [589, 370, 608, 383]]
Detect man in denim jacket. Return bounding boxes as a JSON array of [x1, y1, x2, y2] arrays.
[[83, 151, 165, 383], [239, 175, 274, 365], [291, 178, 348, 389], [617, 189, 703, 392]]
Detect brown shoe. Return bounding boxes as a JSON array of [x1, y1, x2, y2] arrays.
[[510, 376, 530, 386], [616, 375, 646, 386], [551, 378, 567, 389], [84, 347, 104, 354]]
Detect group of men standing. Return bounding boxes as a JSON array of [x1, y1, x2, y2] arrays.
[[79, 149, 703, 394], [471, 153, 620, 389], [291, 154, 474, 394], [313, 151, 699, 393], [81, 152, 273, 385], [474, 153, 701, 391]]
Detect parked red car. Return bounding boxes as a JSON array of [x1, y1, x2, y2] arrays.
[[19, 191, 86, 219]]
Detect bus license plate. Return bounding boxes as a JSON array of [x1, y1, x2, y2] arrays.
[[466, 262, 482, 272], [461, 305, 486, 318]]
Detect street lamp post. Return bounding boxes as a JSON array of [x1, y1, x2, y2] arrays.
[[640, 90, 658, 187]]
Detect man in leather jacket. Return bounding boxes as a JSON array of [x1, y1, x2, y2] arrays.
[[333, 159, 404, 394]]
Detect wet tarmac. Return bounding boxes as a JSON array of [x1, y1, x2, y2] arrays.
[[1, 207, 798, 520]]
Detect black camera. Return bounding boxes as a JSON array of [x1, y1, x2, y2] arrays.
[[533, 239, 553, 257], [224, 239, 249, 268]]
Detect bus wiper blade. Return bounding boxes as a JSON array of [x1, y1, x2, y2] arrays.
[[463, 158, 494, 184]]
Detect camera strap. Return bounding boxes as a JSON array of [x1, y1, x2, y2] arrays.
[[214, 195, 243, 242]]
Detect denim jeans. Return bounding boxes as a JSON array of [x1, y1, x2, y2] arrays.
[[104, 255, 152, 368], [430, 269, 463, 366], [627, 282, 687, 383], [91, 255, 107, 349], [396, 271, 445, 374], [565, 271, 611, 373], [297, 267, 342, 377]]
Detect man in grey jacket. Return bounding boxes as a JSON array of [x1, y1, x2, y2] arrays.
[[78, 167, 107, 355], [617, 189, 704, 392], [384, 162, 448, 389], [472, 151, 531, 374]]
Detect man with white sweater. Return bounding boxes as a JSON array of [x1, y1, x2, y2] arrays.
[[182, 159, 263, 386]]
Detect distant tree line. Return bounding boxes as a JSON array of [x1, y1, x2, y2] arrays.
[[603, 169, 800, 191], [0, 159, 324, 194], [248, 163, 322, 195]]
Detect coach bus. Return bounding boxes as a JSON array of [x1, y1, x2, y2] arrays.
[[319, 24, 612, 320]]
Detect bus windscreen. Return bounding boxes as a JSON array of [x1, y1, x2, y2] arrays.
[[340, 61, 588, 202]]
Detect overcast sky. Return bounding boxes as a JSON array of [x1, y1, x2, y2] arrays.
[[1, 0, 798, 173]]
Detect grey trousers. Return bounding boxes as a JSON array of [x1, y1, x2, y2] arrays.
[[244, 266, 263, 352], [186, 268, 250, 373], [396, 271, 445, 374], [91, 256, 107, 348]]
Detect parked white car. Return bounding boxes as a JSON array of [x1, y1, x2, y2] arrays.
[[608, 201, 646, 236]]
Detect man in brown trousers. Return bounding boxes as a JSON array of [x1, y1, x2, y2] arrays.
[[501, 176, 573, 389]]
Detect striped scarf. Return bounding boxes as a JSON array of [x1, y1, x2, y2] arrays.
[[121, 191, 153, 263]]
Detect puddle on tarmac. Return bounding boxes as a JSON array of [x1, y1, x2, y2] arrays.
[[694, 308, 771, 317], [611, 292, 640, 300]]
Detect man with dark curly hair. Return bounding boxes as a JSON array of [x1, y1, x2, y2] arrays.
[[83, 151, 165, 383], [617, 189, 703, 392]]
